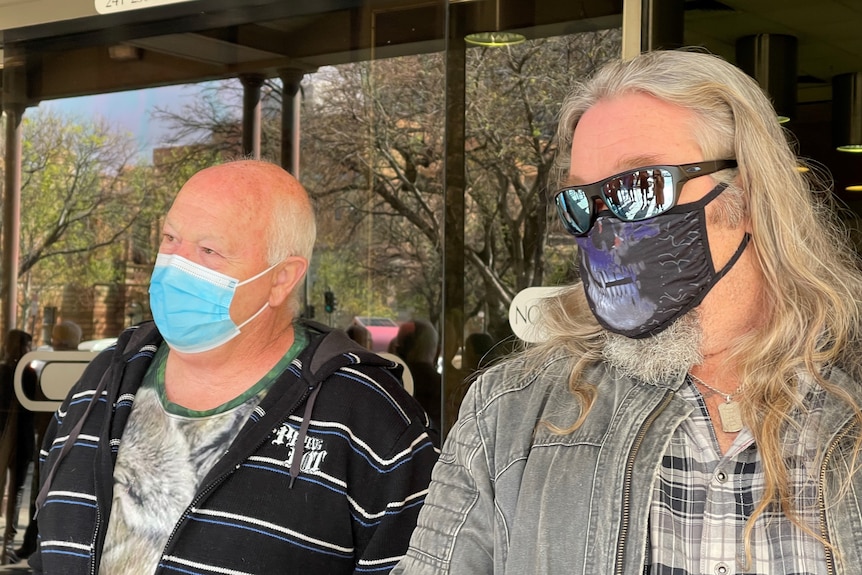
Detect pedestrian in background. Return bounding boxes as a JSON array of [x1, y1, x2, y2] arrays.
[[12, 321, 82, 563], [0, 329, 34, 564]]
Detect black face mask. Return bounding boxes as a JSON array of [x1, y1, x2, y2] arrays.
[[574, 183, 750, 339]]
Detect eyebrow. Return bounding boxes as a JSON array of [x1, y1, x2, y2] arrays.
[[564, 153, 666, 188]]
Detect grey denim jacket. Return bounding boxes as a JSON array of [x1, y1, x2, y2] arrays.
[[393, 355, 862, 575]]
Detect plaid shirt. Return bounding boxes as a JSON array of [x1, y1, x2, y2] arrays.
[[647, 377, 828, 574]]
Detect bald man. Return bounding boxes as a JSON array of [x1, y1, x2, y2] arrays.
[[51, 320, 82, 351], [32, 160, 439, 575]]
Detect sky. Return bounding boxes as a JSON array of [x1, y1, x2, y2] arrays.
[[39, 84, 199, 162]]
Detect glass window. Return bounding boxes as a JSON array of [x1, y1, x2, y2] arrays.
[[2, 0, 622, 434]]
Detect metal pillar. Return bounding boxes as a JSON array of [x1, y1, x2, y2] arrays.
[[279, 68, 305, 177], [278, 67, 310, 317], [2, 103, 23, 336], [833, 72, 862, 151], [736, 34, 798, 123], [240, 73, 265, 159], [441, 2, 467, 437], [1, 54, 28, 337], [622, 0, 684, 58]]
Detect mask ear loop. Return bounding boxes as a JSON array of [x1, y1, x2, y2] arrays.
[[236, 261, 280, 287], [236, 301, 270, 330], [234, 262, 282, 330]]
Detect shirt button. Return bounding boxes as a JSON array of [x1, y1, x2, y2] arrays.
[[716, 470, 728, 483], [715, 562, 729, 575]]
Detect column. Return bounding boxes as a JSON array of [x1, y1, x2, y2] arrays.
[[279, 68, 305, 177], [240, 73, 265, 159], [622, 0, 684, 58], [2, 102, 23, 336], [2, 54, 28, 336], [441, 2, 467, 437]]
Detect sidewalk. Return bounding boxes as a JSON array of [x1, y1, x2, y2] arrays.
[[0, 516, 33, 573], [0, 465, 34, 575]]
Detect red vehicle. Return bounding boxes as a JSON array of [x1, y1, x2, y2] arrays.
[[353, 317, 400, 352]]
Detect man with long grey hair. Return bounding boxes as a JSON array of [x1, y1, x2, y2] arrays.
[[394, 49, 862, 574]]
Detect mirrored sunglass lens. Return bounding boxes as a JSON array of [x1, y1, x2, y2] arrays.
[[603, 168, 675, 221], [556, 189, 591, 234]]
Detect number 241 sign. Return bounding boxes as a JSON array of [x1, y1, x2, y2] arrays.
[[96, 0, 198, 15]]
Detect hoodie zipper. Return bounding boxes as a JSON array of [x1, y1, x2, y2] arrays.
[[89, 369, 125, 575], [615, 391, 673, 575], [89, 505, 101, 575], [155, 384, 314, 572], [818, 419, 853, 575]]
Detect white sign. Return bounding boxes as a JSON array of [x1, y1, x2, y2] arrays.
[[15, 351, 97, 412], [0, 0, 97, 31], [96, 0, 198, 15], [508, 286, 565, 343]]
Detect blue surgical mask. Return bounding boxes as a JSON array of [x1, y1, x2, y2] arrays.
[[148, 254, 276, 353]]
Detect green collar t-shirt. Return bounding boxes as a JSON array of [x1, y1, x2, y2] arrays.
[[99, 328, 307, 575]]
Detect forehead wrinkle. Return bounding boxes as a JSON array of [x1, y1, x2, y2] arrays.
[[163, 201, 234, 255]]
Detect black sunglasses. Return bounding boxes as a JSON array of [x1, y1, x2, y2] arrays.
[[553, 159, 737, 236]]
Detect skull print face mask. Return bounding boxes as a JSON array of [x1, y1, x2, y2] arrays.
[[575, 183, 750, 339]]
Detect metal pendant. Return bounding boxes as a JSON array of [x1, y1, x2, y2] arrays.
[[717, 400, 743, 433]]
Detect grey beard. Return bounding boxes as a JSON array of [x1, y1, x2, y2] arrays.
[[602, 312, 703, 386]]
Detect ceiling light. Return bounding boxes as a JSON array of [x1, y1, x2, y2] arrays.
[[833, 72, 862, 152], [108, 45, 142, 61], [464, 0, 526, 47], [465, 31, 525, 46]]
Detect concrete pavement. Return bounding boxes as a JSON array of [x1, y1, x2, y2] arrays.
[[0, 562, 30, 574], [0, 465, 34, 574]]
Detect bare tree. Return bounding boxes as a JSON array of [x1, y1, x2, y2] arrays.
[[146, 30, 622, 333], [151, 80, 281, 165], [303, 31, 621, 333]]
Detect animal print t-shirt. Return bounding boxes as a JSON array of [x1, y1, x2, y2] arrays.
[[99, 332, 306, 575]]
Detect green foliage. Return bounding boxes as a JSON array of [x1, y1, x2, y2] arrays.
[[311, 249, 397, 327], [151, 80, 281, 162], [0, 109, 162, 325]]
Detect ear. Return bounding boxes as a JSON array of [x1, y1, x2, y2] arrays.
[[268, 256, 309, 308]]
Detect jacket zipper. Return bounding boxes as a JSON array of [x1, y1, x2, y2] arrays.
[[158, 466, 238, 569], [155, 384, 314, 572], [818, 419, 853, 575], [615, 391, 673, 575], [89, 505, 101, 575], [91, 373, 121, 575]]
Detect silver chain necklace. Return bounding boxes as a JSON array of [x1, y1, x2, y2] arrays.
[[688, 373, 746, 433]]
